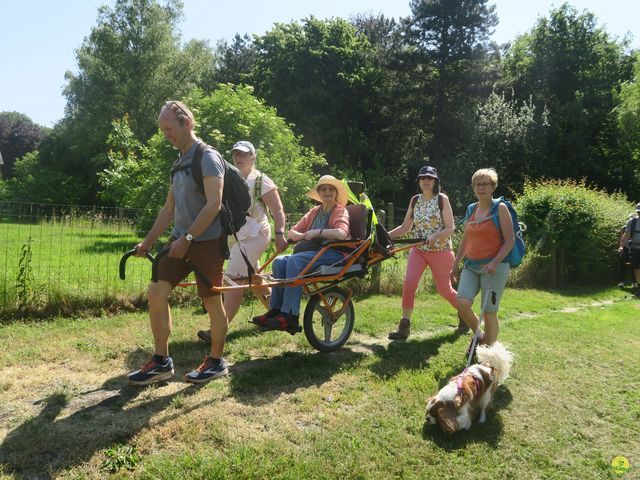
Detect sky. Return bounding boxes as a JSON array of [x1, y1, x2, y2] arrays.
[[1, 0, 639, 127]]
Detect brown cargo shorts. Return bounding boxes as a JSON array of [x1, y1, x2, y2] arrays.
[[157, 236, 225, 297]]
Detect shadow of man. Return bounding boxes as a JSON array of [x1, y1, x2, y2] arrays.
[[0, 370, 202, 478]]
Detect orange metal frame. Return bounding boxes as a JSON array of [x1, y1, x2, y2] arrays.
[[176, 237, 424, 297]]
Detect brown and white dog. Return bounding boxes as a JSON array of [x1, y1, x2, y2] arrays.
[[425, 342, 513, 434]]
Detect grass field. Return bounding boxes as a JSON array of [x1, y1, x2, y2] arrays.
[[0, 287, 638, 479], [0, 216, 150, 312]]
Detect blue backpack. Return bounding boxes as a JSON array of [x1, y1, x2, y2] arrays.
[[464, 196, 526, 268]]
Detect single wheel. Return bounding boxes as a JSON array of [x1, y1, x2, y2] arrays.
[[303, 286, 355, 352]]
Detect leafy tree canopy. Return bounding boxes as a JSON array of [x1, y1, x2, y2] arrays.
[[39, 0, 215, 202], [617, 53, 640, 179], [251, 17, 382, 176], [501, 3, 634, 192]]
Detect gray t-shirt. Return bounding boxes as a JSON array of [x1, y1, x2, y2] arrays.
[[626, 216, 640, 248], [171, 141, 225, 241]]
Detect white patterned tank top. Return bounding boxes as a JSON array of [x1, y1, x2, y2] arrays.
[[412, 195, 451, 252]]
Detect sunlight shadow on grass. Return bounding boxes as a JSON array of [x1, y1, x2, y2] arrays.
[[0, 380, 201, 479], [368, 331, 460, 379], [227, 348, 366, 405]]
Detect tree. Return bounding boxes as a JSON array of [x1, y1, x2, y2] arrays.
[[450, 92, 548, 208], [100, 85, 325, 229], [0, 112, 48, 178], [616, 53, 640, 189], [209, 34, 256, 87], [402, 0, 499, 173], [501, 3, 634, 194], [39, 0, 215, 203], [251, 17, 382, 179]]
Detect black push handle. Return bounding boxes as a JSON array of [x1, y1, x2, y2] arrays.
[[151, 248, 213, 289], [391, 238, 428, 244], [119, 248, 155, 280]]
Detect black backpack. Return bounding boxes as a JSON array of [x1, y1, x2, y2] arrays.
[[170, 142, 251, 235]]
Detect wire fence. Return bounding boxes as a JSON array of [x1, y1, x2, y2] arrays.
[[1, 202, 408, 316], [0, 202, 153, 313]]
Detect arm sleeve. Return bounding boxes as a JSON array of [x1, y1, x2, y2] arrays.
[[331, 206, 351, 238], [201, 148, 225, 178]]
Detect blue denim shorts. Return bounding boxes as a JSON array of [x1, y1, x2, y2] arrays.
[[456, 260, 510, 313]]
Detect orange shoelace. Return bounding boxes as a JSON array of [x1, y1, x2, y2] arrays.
[[140, 359, 157, 372], [195, 356, 212, 373]]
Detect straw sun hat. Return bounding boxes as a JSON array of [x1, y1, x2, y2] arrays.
[[306, 175, 349, 206]]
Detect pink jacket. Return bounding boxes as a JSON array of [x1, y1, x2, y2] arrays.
[[292, 204, 351, 239]]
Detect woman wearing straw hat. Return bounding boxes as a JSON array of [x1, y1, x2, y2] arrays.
[[252, 175, 351, 331]]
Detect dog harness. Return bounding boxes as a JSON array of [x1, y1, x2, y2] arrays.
[[455, 368, 483, 396]]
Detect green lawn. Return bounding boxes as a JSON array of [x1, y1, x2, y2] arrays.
[[0, 287, 638, 479], [0, 218, 150, 310]]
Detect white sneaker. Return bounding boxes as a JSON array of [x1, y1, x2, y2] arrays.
[[617, 282, 625, 287], [633, 282, 639, 288]]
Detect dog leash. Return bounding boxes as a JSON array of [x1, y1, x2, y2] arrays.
[[466, 271, 495, 367]]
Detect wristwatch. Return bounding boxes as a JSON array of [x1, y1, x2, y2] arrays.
[[185, 233, 193, 242]]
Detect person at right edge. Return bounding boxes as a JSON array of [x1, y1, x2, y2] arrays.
[[619, 204, 640, 292], [451, 168, 514, 355]]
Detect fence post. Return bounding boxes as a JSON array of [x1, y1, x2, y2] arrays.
[[370, 210, 385, 294], [386, 202, 394, 231]]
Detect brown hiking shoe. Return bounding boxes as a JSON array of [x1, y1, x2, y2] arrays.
[[454, 314, 470, 334], [388, 318, 411, 340], [197, 329, 212, 343]]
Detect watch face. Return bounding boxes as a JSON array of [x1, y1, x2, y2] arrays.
[[186, 233, 193, 241]]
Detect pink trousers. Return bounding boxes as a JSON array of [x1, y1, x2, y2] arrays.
[[402, 248, 457, 310]]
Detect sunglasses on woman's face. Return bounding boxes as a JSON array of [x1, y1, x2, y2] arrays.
[[317, 185, 337, 193]]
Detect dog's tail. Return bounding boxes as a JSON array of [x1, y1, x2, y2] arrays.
[[476, 341, 513, 384]]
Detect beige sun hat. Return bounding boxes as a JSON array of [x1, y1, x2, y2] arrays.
[[306, 175, 349, 206]]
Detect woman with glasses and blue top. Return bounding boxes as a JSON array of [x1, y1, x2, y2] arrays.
[[451, 168, 515, 351]]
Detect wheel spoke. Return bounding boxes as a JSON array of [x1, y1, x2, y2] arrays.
[[323, 318, 332, 341]]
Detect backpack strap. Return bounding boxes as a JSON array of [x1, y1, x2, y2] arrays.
[[463, 202, 478, 223], [630, 218, 640, 247], [169, 141, 206, 194], [190, 142, 206, 194], [253, 171, 266, 214], [409, 194, 420, 218], [489, 197, 503, 230]]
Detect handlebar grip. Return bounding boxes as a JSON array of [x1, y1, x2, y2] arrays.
[[119, 248, 155, 280], [151, 248, 170, 283]]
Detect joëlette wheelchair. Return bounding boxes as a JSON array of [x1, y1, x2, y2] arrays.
[[120, 183, 424, 352]]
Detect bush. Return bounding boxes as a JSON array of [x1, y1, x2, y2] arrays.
[[5, 151, 91, 205], [515, 180, 633, 287]]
